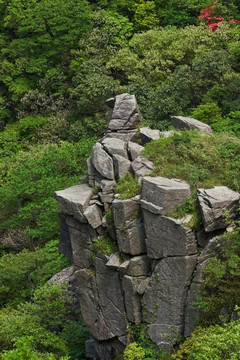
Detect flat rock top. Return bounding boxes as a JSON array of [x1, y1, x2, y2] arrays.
[[143, 176, 190, 190], [55, 184, 93, 203], [198, 186, 240, 204], [171, 116, 213, 134]]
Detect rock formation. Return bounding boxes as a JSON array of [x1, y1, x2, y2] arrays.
[[55, 94, 240, 359]]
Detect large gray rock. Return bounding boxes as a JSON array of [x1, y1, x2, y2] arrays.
[[184, 236, 223, 337], [84, 204, 102, 229], [113, 154, 131, 180], [143, 255, 197, 350], [131, 156, 155, 179], [101, 131, 138, 143], [198, 186, 240, 232], [66, 216, 96, 269], [125, 255, 151, 277], [107, 94, 142, 131], [75, 254, 127, 341], [112, 199, 139, 229], [141, 177, 191, 214], [139, 127, 160, 145], [85, 337, 113, 360], [171, 116, 213, 134], [49, 266, 74, 285], [122, 276, 145, 323], [142, 211, 197, 258], [102, 137, 128, 159], [116, 223, 146, 256], [128, 141, 144, 161], [58, 214, 73, 261], [55, 184, 92, 222], [92, 142, 114, 180]]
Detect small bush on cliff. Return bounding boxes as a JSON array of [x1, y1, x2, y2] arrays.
[[196, 224, 240, 326], [143, 131, 240, 192], [172, 320, 240, 360], [90, 237, 118, 260]]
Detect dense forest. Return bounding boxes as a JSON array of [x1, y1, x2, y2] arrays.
[[0, 0, 240, 359]]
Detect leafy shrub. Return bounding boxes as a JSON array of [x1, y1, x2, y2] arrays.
[[123, 342, 145, 360], [197, 225, 240, 326], [0, 283, 71, 355], [18, 116, 48, 140], [0, 336, 70, 360], [0, 240, 70, 307], [0, 137, 96, 244], [143, 131, 240, 192], [172, 320, 240, 360], [212, 111, 240, 136], [191, 102, 223, 124]]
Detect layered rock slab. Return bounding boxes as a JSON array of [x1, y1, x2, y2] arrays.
[[141, 176, 191, 214], [75, 253, 127, 341], [143, 255, 197, 350], [197, 186, 240, 232], [55, 184, 92, 222], [107, 93, 142, 131], [171, 116, 213, 134]]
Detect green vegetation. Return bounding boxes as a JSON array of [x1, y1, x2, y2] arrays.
[[115, 172, 141, 199], [90, 237, 118, 260], [172, 319, 240, 360], [0, 0, 240, 358], [143, 131, 240, 192]]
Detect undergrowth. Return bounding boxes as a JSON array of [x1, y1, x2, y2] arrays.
[[143, 131, 240, 192]]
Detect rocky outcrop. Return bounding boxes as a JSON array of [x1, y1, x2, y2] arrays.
[[171, 115, 213, 134], [55, 94, 239, 359]]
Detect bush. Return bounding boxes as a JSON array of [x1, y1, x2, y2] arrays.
[[143, 131, 240, 192], [172, 320, 240, 360], [0, 240, 70, 307], [191, 102, 223, 124]]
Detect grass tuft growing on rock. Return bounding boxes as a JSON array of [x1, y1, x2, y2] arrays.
[[115, 172, 141, 199], [143, 131, 240, 192], [90, 237, 118, 260]]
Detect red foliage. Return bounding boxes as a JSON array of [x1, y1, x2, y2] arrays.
[[199, 1, 239, 33]]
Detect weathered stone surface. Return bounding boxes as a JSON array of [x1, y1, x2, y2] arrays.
[[116, 223, 146, 255], [184, 237, 223, 337], [128, 141, 144, 161], [122, 275, 145, 323], [106, 252, 122, 269], [101, 131, 138, 143], [107, 94, 142, 131], [197, 186, 240, 232], [55, 184, 92, 222], [84, 204, 102, 229], [140, 199, 163, 215], [102, 137, 128, 159], [66, 216, 96, 269], [143, 255, 197, 350], [130, 155, 155, 178], [137, 277, 151, 295], [99, 192, 114, 204], [126, 255, 151, 277], [112, 199, 139, 229], [49, 266, 74, 285], [142, 211, 197, 259], [85, 337, 113, 360], [159, 130, 175, 138], [100, 180, 116, 194], [58, 214, 72, 261], [92, 142, 114, 180], [139, 127, 160, 145], [113, 154, 131, 180], [76, 254, 127, 341], [141, 177, 191, 214], [171, 116, 213, 134]]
